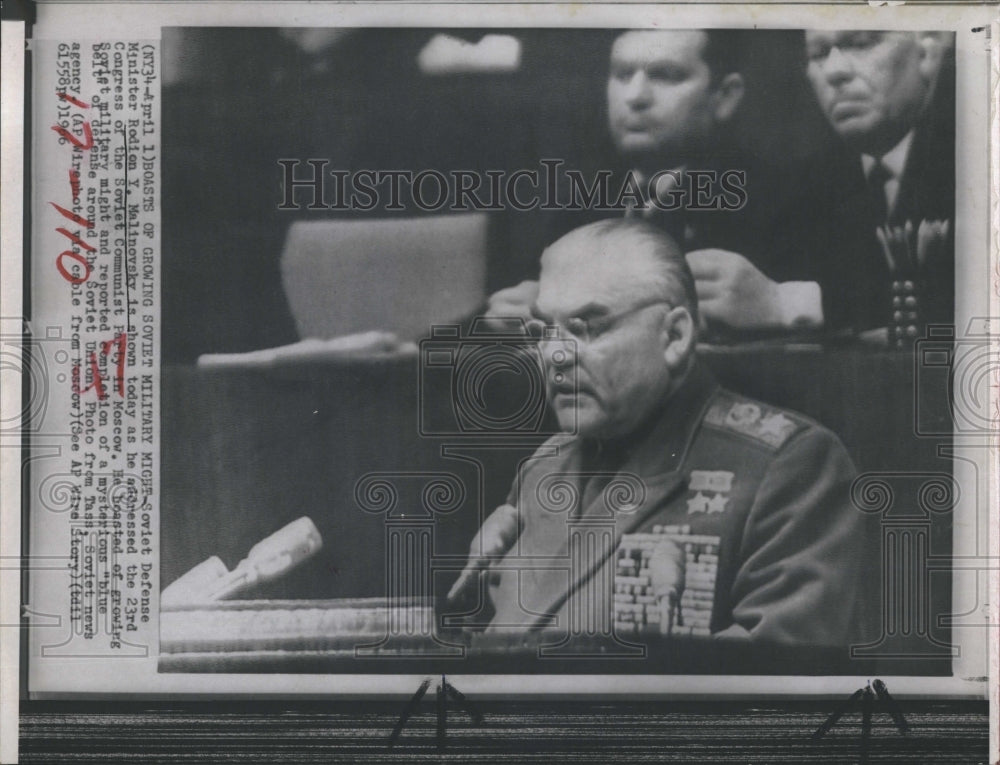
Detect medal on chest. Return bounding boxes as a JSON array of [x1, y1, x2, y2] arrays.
[[686, 469, 735, 516]]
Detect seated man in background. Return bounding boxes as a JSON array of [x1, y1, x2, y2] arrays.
[[490, 29, 837, 339], [802, 29, 954, 335], [451, 219, 878, 647]]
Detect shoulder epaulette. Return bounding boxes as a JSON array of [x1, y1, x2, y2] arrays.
[[703, 391, 806, 449]]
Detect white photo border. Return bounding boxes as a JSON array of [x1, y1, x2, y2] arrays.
[[12, 2, 999, 706]]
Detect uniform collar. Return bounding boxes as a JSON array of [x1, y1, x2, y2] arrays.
[[581, 361, 718, 479]]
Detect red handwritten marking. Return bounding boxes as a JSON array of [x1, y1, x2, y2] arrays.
[[72, 351, 107, 400], [55, 227, 96, 253], [55, 250, 92, 284], [49, 202, 95, 229], [52, 92, 99, 296], [57, 92, 90, 109], [51, 122, 94, 151], [71, 333, 128, 401], [69, 169, 81, 201], [102, 333, 128, 398]]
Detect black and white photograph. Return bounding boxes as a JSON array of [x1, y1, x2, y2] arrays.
[[156, 24, 965, 678], [4, 2, 996, 762]]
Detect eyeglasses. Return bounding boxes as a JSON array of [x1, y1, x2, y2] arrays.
[[525, 297, 671, 346]]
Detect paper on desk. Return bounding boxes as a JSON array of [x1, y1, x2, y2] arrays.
[[196, 331, 418, 369]]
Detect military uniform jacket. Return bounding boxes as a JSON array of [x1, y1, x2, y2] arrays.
[[486, 363, 877, 648]]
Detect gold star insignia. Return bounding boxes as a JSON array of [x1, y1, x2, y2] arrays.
[[706, 493, 728, 514], [687, 492, 709, 514]]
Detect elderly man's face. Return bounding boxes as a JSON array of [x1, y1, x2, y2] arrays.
[[805, 31, 941, 154], [607, 31, 723, 161], [533, 233, 680, 440]]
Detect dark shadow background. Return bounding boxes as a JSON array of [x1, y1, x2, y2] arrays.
[[161, 28, 833, 362]]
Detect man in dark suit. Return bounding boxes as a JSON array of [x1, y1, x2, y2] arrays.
[[452, 220, 878, 647], [488, 29, 834, 340], [802, 30, 954, 333]]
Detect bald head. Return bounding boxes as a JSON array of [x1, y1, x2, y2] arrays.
[[540, 219, 700, 330], [533, 220, 699, 439]]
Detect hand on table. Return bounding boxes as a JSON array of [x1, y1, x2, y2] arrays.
[[686, 249, 783, 331]]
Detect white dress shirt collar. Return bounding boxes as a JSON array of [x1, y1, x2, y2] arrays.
[[861, 131, 914, 215]]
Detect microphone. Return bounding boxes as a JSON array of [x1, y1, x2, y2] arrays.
[[161, 517, 323, 607], [446, 503, 520, 605]]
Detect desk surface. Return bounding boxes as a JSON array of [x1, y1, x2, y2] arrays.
[[158, 598, 941, 676]]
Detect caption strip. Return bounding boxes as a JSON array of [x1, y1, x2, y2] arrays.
[[29, 40, 160, 661]]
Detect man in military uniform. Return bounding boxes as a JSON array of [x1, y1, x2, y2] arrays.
[[449, 219, 877, 647]]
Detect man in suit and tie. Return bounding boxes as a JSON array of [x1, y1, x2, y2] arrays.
[[802, 30, 954, 333], [488, 29, 833, 339], [452, 219, 877, 647]]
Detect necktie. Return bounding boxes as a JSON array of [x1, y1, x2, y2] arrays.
[[867, 159, 890, 226], [623, 170, 648, 219], [623, 170, 688, 244]]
